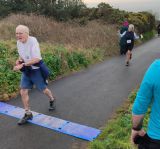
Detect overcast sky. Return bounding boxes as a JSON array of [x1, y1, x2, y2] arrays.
[[83, 0, 160, 19]]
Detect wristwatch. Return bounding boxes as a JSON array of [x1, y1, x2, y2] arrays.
[[132, 126, 142, 131]]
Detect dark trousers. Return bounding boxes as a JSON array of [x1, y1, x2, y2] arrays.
[[138, 134, 160, 149]]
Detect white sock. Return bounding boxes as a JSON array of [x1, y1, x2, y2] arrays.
[[50, 97, 55, 101], [25, 110, 31, 115]]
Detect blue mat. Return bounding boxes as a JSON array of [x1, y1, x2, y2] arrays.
[[0, 102, 101, 141]]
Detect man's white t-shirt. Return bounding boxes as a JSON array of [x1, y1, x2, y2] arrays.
[[17, 36, 42, 69]]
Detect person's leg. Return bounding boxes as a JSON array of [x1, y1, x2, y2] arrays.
[[43, 88, 55, 100], [20, 89, 30, 112], [130, 52, 132, 60], [18, 89, 33, 125], [125, 50, 130, 66], [32, 69, 56, 110], [18, 73, 33, 125], [43, 88, 56, 110]]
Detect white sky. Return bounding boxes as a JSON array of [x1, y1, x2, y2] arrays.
[[83, 0, 160, 19]]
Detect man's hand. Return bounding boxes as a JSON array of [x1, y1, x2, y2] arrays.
[[131, 129, 146, 145], [13, 63, 24, 71], [15, 59, 24, 65]]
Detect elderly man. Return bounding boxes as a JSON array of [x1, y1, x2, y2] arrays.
[[14, 25, 56, 125]]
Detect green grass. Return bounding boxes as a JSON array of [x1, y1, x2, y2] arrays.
[[0, 28, 155, 101], [0, 40, 107, 101], [88, 90, 150, 149]]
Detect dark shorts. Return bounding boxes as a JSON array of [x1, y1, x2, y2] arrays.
[[125, 43, 134, 52], [138, 134, 160, 149], [20, 69, 47, 91]]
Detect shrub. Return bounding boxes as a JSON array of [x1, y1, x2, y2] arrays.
[[0, 42, 91, 101]]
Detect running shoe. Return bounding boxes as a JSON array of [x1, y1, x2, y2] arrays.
[[49, 99, 56, 111], [126, 61, 129, 66], [18, 112, 33, 125]]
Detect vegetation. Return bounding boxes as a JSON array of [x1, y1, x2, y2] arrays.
[[0, 14, 119, 50], [88, 90, 150, 149], [0, 1, 156, 100], [0, 40, 107, 100], [0, 0, 85, 21], [0, 41, 20, 100], [0, 1, 156, 34], [0, 1, 156, 149]]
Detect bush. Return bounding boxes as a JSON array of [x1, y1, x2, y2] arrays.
[[0, 42, 91, 101], [0, 43, 20, 100]]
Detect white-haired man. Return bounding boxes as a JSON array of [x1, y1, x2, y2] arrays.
[[14, 25, 56, 125]]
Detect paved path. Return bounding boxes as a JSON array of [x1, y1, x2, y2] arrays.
[[0, 37, 160, 149]]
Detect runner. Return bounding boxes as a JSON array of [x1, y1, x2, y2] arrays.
[[119, 21, 129, 55], [121, 24, 139, 66], [13, 25, 56, 125]]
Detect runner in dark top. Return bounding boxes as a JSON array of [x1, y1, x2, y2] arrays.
[[121, 24, 139, 66]]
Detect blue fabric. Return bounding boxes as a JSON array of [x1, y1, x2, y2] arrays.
[[20, 60, 50, 80], [39, 60, 50, 80], [132, 59, 160, 140], [20, 69, 47, 91]]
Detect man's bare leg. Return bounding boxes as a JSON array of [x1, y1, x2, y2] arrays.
[[20, 89, 30, 113], [43, 88, 56, 110], [18, 89, 33, 125]]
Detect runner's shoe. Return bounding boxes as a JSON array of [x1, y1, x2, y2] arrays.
[[49, 99, 56, 111], [126, 61, 129, 66], [18, 112, 33, 125]]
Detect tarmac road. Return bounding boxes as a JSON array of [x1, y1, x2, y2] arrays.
[[0, 37, 160, 149]]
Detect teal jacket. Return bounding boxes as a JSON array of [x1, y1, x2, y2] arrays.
[[132, 59, 160, 140]]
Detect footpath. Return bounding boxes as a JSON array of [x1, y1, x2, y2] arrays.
[[0, 37, 160, 149]]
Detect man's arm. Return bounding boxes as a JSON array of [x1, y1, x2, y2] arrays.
[[15, 57, 24, 65], [13, 58, 40, 71], [132, 115, 144, 131], [23, 58, 40, 66], [131, 115, 146, 144], [14, 57, 24, 71], [131, 62, 155, 145]]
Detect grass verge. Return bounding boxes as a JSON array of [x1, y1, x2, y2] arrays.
[[88, 90, 150, 149]]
